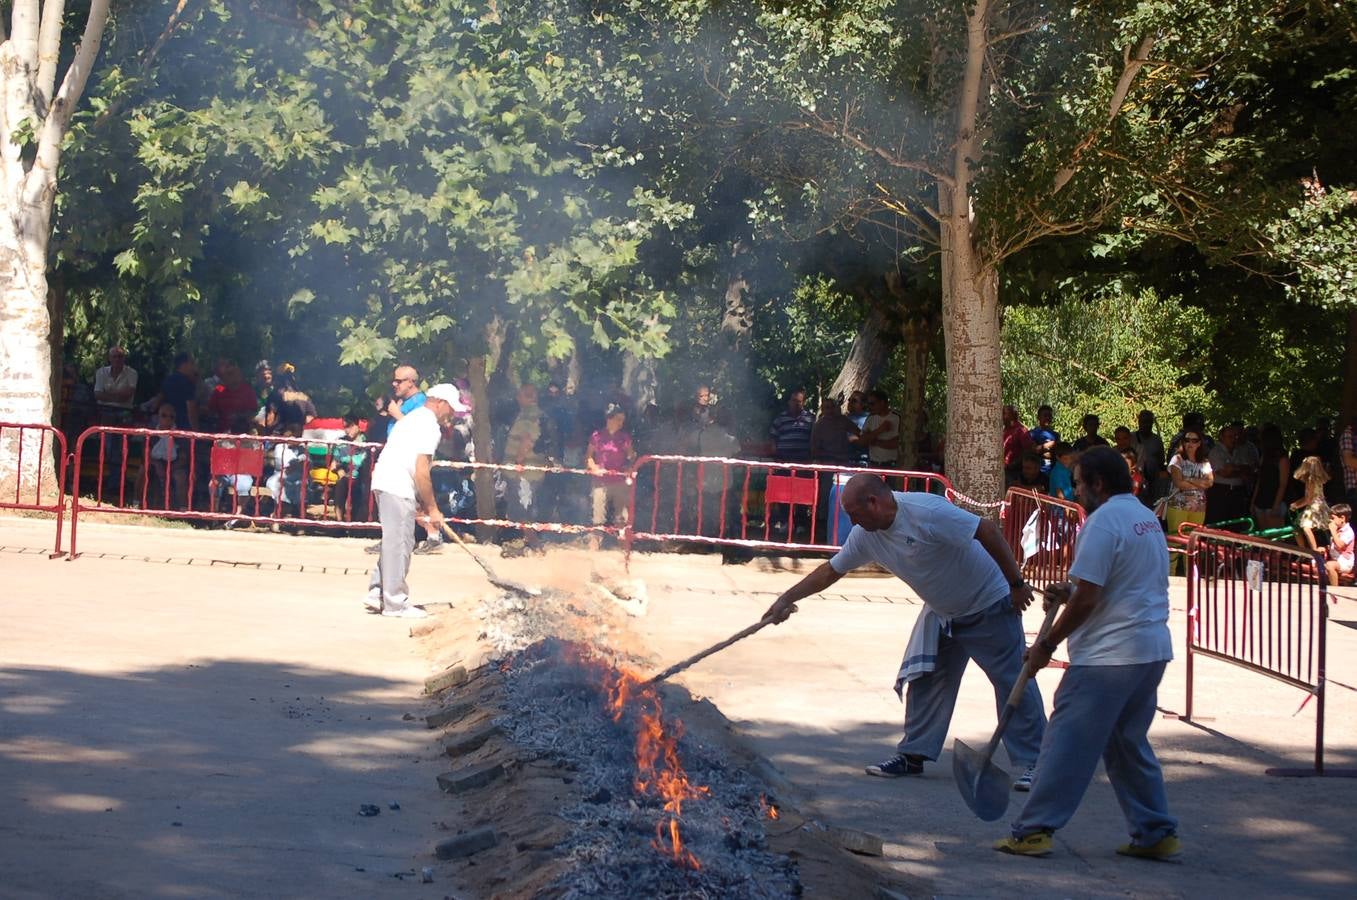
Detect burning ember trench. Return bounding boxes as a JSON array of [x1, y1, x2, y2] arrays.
[[574, 645, 711, 869]]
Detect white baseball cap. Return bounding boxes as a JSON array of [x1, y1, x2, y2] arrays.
[[425, 383, 469, 413]]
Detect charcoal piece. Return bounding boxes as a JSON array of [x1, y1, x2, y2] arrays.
[[443, 723, 502, 758], [437, 763, 505, 795], [435, 827, 498, 860], [585, 787, 612, 804]]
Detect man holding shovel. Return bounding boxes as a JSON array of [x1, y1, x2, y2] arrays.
[[994, 446, 1178, 859], [763, 474, 1046, 788], [365, 383, 460, 619]]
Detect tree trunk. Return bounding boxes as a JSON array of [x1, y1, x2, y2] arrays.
[[0, 240, 54, 485], [467, 354, 496, 544], [621, 349, 657, 417], [939, 186, 1003, 508], [828, 303, 897, 403], [899, 316, 933, 469]]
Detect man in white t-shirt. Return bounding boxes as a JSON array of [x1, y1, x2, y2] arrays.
[[763, 474, 1045, 786], [366, 383, 460, 619], [93, 346, 138, 410], [996, 446, 1178, 860], [860, 389, 901, 468]]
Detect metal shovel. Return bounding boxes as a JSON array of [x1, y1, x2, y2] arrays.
[[438, 521, 542, 597], [952, 595, 1063, 821]]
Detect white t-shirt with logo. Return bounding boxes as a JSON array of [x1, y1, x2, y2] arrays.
[[371, 406, 442, 500], [829, 492, 1006, 621], [1066, 493, 1173, 666]]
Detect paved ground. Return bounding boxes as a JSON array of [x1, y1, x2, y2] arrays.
[[3, 513, 1356, 898]]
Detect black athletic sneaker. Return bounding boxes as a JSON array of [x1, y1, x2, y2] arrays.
[[865, 753, 925, 777]]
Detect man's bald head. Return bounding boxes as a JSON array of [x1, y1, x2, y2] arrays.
[[841, 474, 897, 531]]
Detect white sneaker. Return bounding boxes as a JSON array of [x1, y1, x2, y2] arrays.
[[381, 606, 428, 619], [1013, 764, 1037, 792]]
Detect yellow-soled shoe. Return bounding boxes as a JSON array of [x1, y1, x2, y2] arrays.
[[993, 832, 1053, 857], [1116, 834, 1182, 860]]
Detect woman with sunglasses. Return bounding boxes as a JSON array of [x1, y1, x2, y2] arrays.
[[1165, 431, 1213, 573]]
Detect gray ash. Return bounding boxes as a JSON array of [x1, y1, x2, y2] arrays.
[[497, 638, 799, 899]]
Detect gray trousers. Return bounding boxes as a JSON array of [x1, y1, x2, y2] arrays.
[[368, 490, 417, 613], [1012, 661, 1176, 845], [898, 597, 1045, 767]]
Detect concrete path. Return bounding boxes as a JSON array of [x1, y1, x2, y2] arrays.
[[0, 517, 448, 899], [4, 513, 1356, 898]]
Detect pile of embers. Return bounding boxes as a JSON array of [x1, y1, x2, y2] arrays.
[[497, 638, 799, 898]]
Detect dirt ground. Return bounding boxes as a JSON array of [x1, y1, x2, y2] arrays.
[[2, 513, 1355, 898]]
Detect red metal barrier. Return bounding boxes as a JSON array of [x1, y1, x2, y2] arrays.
[[1184, 528, 1355, 777], [1001, 487, 1086, 591], [430, 459, 629, 541], [624, 455, 952, 559], [0, 421, 69, 557], [69, 426, 382, 557]]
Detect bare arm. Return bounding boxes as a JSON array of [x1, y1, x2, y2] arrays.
[[975, 518, 1035, 612], [762, 561, 845, 624]]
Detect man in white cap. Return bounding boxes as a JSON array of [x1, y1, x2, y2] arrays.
[[366, 383, 460, 618]]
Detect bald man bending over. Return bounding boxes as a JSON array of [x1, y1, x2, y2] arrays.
[[764, 474, 1047, 789]]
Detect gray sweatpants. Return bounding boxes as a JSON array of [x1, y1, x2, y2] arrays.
[[1012, 661, 1176, 845], [368, 490, 418, 613], [898, 597, 1046, 767]]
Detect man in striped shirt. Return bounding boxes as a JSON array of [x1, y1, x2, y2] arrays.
[[770, 388, 815, 463]]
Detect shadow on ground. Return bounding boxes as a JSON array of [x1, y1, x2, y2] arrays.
[[0, 660, 441, 900], [724, 713, 1357, 899]]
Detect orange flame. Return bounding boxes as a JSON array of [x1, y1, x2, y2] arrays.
[[758, 793, 780, 820], [566, 644, 708, 869]]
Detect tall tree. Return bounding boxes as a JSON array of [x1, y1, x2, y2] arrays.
[[663, 0, 1334, 503], [0, 0, 111, 478]]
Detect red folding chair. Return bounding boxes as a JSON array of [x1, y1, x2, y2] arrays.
[[210, 441, 266, 516], [764, 473, 821, 542]]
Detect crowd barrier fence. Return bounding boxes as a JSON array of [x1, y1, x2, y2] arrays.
[[623, 455, 952, 561], [1184, 527, 1356, 777], [1000, 487, 1086, 591], [69, 426, 382, 557], [429, 459, 630, 541], [0, 421, 69, 557]]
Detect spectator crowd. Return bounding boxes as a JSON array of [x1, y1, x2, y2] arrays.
[[52, 346, 1357, 578]]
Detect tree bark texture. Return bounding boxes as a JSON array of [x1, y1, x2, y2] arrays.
[[828, 302, 898, 403], [0, 0, 111, 486]]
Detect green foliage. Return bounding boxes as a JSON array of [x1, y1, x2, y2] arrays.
[[749, 275, 859, 400], [1002, 289, 1218, 438]]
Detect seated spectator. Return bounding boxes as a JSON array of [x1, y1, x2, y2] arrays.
[[329, 413, 371, 522], [1048, 442, 1076, 502], [1119, 446, 1144, 497], [1002, 405, 1034, 481], [266, 425, 306, 515], [1028, 404, 1059, 473], [1015, 451, 1049, 492], [1071, 414, 1109, 452], [208, 359, 259, 434], [1325, 504, 1354, 586], [147, 403, 187, 509]]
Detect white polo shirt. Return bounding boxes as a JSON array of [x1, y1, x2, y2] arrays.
[[1066, 493, 1173, 666], [370, 406, 441, 500], [829, 492, 1007, 621], [94, 365, 138, 409]]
